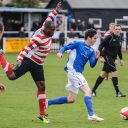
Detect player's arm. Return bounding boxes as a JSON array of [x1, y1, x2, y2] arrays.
[[117, 43, 123, 60], [89, 50, 98, 68], [117, 44, 124, 66], [57, 42, 78, 58], [42, 2, 61, 28]]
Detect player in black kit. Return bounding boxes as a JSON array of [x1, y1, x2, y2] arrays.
[[92, 24, 126, 97]]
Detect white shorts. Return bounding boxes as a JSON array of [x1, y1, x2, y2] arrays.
[[65, 71, 88, 94]]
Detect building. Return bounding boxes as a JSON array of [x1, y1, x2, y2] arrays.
[[47, 0, 128, 31]]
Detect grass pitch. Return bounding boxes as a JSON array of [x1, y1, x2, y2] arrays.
[[0, 52, 128, 128]]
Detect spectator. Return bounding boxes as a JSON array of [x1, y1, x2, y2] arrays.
[[18, 27, 26, 38], [59, 30, 65, 48], [68, 28, 78, 39], [31, 21, 39, 31], [86, 19, 95, 29], [70, 19, 77, 31], [67, 13, 75, 30], [77, 19, 85, 31]]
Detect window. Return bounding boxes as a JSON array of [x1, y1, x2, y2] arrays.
[[89, 18, 102, 28], [115, 19, 128, 28]]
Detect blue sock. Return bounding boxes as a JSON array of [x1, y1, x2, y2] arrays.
[[84, 96, 94, 116], [48, 96, 68, 106]]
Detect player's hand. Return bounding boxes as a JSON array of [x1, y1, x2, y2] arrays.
[[99, 56, 105, 63], [57, 52, 63, 58], [95, 50, 100, 58], [0, 84, 6, 92], [115, 59, 118, 65], [56, 2, 62, 12], [120, 59, 124, 66]]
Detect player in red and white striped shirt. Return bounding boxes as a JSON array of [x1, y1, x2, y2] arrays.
[[0, 2, 61, 123], [104, 22, 115, 38]]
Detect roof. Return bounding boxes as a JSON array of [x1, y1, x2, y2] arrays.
[[66, 0, 128, 9], [0, 7, 52, 12], [0, 7, 67, 13]]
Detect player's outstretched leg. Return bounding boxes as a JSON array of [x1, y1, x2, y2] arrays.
[[48, 96, 68, 106], [84, 96, 104, 121], [0, 49, 13, 77]]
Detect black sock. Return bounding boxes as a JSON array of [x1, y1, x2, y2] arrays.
[[112, 77, 120, 93], [92, 76, 104, 92]]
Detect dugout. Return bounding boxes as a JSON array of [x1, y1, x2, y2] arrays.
[[0, 7, 68, 52], [0, 7, 67, 37]]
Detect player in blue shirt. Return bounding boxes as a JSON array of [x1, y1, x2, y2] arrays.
[[48, 29, 104, 121]]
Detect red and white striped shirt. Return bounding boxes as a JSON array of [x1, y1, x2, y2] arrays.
[[104, 31, 112, 38], [17, 10, 57, 65]]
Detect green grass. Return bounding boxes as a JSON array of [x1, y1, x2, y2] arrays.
[[0, 52, 128, 128]]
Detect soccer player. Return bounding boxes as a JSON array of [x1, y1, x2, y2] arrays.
[[48, 29, 104, 121], [104, 23, 115, 37], [92, 24, 126, 97], [0, 2, 61, 123]]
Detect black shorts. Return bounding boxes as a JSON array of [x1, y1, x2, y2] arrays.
[[14, 57, 45, 82], [102, 56, 117, 73]]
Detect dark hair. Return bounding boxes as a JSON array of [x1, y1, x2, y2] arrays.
[[114, 24, 122, 29], [84, 29, 97, 40], [44, 21, 55, 28], [109, 22, 115, 27], [0, 22, 4, 32]]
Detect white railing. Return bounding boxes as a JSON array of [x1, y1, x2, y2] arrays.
[[2, 30, 127, 52]]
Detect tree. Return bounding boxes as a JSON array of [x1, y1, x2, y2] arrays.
[[11, 0, 45, 8], [0, 0, 3, 6]]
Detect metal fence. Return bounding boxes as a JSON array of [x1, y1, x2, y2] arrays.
[[2, 30, 128, 52]]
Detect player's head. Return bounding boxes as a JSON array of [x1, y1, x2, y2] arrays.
[[0, 22, 4, 40], [109, 22, 115, 32], [43, 21, 56, 37], [113, 24, 122, 36], [84, 29, 97, 46]]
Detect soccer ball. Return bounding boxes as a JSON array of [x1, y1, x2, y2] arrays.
[[120, 107, 128, 120]]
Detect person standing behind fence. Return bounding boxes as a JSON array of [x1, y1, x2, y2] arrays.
[[18, 27, 26, 38], [86, 19, 95, 30], [0, 2, 62, 124], [59, 29, 65, 48], [92, 24, 126, 97], [68, 28, 78, 39]]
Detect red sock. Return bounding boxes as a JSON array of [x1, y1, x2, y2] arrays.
[[37, 90, 46, 116], [0, 55, 13, 76]]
